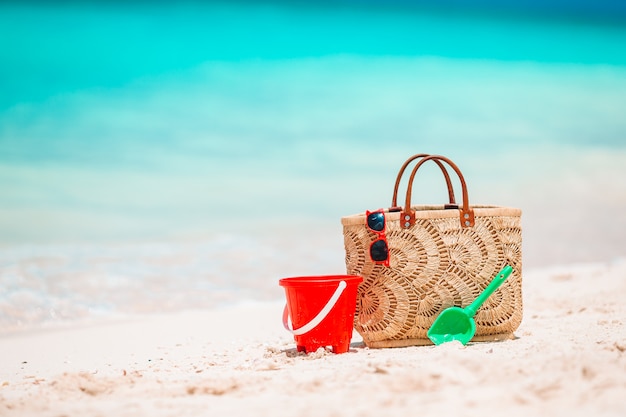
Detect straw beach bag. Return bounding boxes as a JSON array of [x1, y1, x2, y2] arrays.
[[341, 154, 523, 348]]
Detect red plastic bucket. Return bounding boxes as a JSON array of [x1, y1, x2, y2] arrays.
[[279, 275, 363, 354]]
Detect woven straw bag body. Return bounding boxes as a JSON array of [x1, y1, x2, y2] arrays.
[[341, 154, 523, 348]]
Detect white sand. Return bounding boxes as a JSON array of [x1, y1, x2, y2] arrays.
[[1, 261, 625, 417]]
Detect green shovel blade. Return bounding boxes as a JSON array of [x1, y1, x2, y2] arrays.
[[427, 265, 513, 346], [427, 306, 477, 345]]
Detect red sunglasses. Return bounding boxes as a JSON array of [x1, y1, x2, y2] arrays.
[[366, 209, 390, 267]]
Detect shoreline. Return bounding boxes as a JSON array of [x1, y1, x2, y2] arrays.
[[1, 258, 623, 338]]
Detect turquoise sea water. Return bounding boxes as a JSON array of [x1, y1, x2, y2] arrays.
[[1, 1, 626, 331]]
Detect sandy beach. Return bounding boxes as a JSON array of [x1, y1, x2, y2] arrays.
[[1, 260, 625, 417]]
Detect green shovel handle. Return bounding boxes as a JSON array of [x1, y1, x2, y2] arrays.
[[464, 265, 513, 317]]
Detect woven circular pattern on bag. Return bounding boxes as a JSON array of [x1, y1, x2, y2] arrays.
[[353, 269, 411, 341], [440, 218, 499, 277], [386, 221, 448, 286]]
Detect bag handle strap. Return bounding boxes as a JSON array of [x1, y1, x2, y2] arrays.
[[401, 154, 475, 229], [391, 153, 457, 211], [282, 280, 347, 336]]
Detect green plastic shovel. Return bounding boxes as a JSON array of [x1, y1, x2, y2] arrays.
[[427, 265, 513, 346]]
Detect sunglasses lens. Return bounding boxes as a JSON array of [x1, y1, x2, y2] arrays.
[[367, 212, 385, 232], [370, 239, 389, 262]]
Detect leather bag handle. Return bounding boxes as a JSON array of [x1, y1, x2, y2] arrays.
[[391, 153, 457, 210], [401, 154, 475, 229]]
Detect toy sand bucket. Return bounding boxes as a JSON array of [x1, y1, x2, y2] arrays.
[[279, 275, 362, 354]]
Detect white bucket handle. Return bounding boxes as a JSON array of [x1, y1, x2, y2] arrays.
[[282, 280, 347, 336]]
